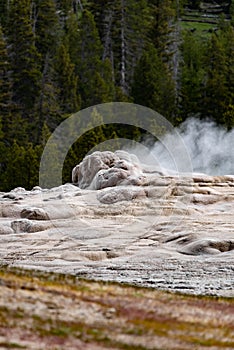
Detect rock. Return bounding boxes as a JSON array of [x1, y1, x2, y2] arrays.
[[97, 187, 147, 204], [72, 150, 144, 190], [32, 186, 42, 191], [192, 193, 225, 204], [21, 207, 49, 220], [11, 219, 32, 233], [11, 187, 26, 193], [0, 225, 14, 235], [11, 219, 52, 233], [0, 203, 22, 218], [2, 193, 24, 200], [178, 239, 234, 256]]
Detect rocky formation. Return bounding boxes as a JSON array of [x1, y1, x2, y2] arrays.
[[0, 151, 233, 296], [72, 151, 158, 190]]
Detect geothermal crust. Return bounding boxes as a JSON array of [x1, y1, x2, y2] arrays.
[[0, 151, 234, 296]]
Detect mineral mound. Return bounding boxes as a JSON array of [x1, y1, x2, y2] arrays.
[[0, 151, 233, 296]]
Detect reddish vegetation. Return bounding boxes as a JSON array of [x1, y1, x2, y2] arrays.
[[0, 266, 233, 349]]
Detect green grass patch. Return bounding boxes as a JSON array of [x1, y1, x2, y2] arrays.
[[187, 337, 234, 347], [0, 342, 26, 349], [180, 20, 215, 39]]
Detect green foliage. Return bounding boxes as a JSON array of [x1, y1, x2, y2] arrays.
[[179, 31, 206, 120], [0, 25, 12, 123], [88, 0, 149, 93], [0, 0, 9, 28], [132, 45, 176, 122], [63, 108, 107, 182], [149, 0, 176, 58], [35, 0, 60, 60], [202, 23, 234, 126], [220, 24, 234, 129], [0, 141, 41, 191], [187, 0, 201, 10], [67, 9, 115, 107], [7, 0, 42, 116], [0, 0, 233, 191], [36, 54, 61, 136], [55, 42, 80, 114], [231, 1, 234, 24], [179, 19, 234, 127]]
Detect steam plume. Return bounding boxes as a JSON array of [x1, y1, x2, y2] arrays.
[[151, 118, 234, 175]]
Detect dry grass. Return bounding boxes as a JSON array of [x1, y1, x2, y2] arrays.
[[0, 265, 233, 349]]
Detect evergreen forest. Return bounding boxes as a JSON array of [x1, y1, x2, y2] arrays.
[[0, 0, 234, 190]]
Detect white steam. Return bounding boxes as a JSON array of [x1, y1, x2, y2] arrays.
[[151, 118, 234, 175], [89, 117, 233, 176], [124, 118, 234, 176]]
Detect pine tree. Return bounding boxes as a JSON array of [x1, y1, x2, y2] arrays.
[[149, 0, 180, 91], [187, 0, 201, 10], [40, 121, 51, 146], [219, 23, 234, 128], [203, 31, 229, 124], [7, 0, 42, 120], [0, 25, 12, 127], [63, 107, 107, 183], [132, 45, 176, 122], [88, 0, 149, 95], [0, 0, 9, 28], [0, 25, 27, 144], [23, 143, 41, 189], [34, 0, 60, 61], [67, 10, 114, 107], [149, 0, 176, 59], [55, 42, 80, 114], [65, 13, 80, 64], [117, 0, 149, 94], [36, 52, 61, 140], [75, 9, 102, 96], [2, 141, 26, 190], [78, 107, 107, 156], [179, 31, 206, 120], [1, 141, 41, 190], [230, 0, 234, 24], [100, 58, 116, 102], [57, 0, 79, 18]]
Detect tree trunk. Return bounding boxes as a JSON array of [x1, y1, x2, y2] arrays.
[[102, 10, 113, 61], [120, 0, 126, 93]]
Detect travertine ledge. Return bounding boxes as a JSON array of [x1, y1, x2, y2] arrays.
[[0, 151, 233, 296]]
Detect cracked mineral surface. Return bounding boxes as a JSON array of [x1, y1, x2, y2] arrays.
[[0, 151, 233, 296]]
